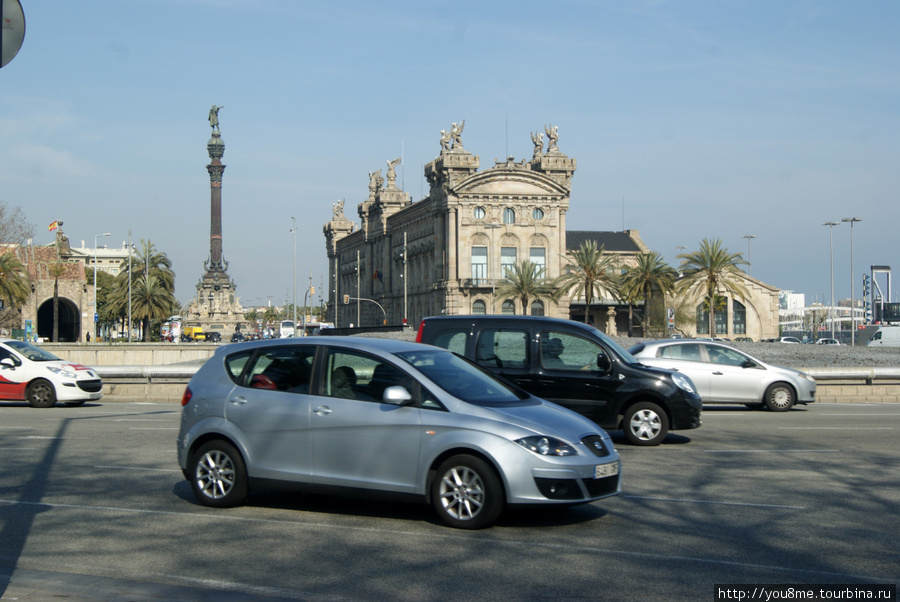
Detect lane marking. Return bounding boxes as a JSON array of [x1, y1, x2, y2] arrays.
[[777, 427, 893, 430], [623, 495, 805, 509], [705, 449, 841, 453], [93, 465, 182, 473]]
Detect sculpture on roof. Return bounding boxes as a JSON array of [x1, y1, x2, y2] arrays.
[[439, 129, 452, 152], [531, 130, 544, 158], [450, 120, 465, 149], [544, 123, 559, 152], [386, 157, 401, 189], [332, 199, 345, 219]]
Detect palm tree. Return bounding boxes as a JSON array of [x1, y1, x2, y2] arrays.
[[131, 273, 176, 341], [48, 262, 67, 342], [676, 238, 749, 336], [0, 251, 31, 313], [552, 240, 620, 324], [495, 259, 555, 315], [110, 240, 177, 339], [621, 252, 678, 336]]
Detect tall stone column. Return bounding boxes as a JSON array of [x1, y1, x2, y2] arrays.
[[207, 133, 226, 269]]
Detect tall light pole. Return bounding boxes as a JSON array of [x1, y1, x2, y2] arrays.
[[842, 217, 862, 345], [93, 232, 110, 342], [290, 217, 297, 334], [822, 222, 839, 339], [742, 235, 757, 276]]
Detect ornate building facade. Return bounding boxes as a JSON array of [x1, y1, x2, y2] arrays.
[[323, 122, 780, 339]]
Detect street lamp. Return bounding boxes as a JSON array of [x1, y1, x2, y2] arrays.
[[822, 222, 840, 339], [290, 216, 297, 333], [742, 235, 757, 276], [842, 217, 862, 345], [93, 232, 110, 341]]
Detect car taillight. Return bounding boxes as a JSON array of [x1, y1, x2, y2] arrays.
[[181, 386, 193, 407]]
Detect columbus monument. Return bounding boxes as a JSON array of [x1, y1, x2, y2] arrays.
[[184, 105, 243, 337]]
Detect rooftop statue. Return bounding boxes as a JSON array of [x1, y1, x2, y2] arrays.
[[386, 157, 401, 188], [439, 129, 452, 152], [332, 199, 345, 218], [544, 123, 559, 152], [450, 120, 465, 149], [531, 130, 544, 158]]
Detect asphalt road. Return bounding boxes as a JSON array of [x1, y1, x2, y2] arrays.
[[0, 401, 897, 601]]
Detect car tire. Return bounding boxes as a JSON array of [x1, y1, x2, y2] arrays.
[[622, 402, 669, 446], [764, 383, 795, 412], [26, 379, 56, 408], [431, 455, 504, 529], [189, 440, 249, 508]]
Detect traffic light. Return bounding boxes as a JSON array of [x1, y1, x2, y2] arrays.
[[310, 286, 315, 295], [344, 294, 350, 304]]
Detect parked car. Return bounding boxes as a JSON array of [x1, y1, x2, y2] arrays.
[[628, 340, 816, 411], [177, 336, 621, 529], [416, 315, 702, 446], [205, 332, 222, 343], [733, 337, 754, 343], [0, 339, 103, 408], [815, 338, 841, 346], [778, 337, 802, 344]]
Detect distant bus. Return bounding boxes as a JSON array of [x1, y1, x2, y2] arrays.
[[279, 320, 295, 338]]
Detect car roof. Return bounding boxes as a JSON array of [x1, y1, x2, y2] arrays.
[[222, 335, 430, 355], [421, 315, 597, 331]]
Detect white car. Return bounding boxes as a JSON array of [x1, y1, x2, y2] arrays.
[[0, 339, 103, 408], [628, 340, 816, 412]]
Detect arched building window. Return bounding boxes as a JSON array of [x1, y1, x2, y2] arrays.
[[502, 300, 516, 315], [503, 208, 516, 224], [530, 300, 544, 316], [733, 300, 746, 335], [473, 299, 487, 315]]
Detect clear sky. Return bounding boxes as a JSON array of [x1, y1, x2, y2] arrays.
[[2, 1, 897, 310]]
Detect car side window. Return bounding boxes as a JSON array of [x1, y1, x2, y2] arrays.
[[705, 345, 752, 367], [325, 350, 415, 404], [475, 329, 528, 369], [225, 350, 254, 384], [659, 344, 702, 362], [431, 330, 468, 356], [0, 347, 21, 367], [243, 347, 315, 393], [541, 331, 605, 371]]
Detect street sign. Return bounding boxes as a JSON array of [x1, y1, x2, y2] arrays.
[[1, 0, 26, 68], [94, 312, 99, 323]]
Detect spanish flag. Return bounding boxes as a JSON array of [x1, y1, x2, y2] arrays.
[[48, 220, 59, 231]]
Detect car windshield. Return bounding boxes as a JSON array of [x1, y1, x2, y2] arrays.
[[5, 341, 61, 362], [395, 349, 526, 405]]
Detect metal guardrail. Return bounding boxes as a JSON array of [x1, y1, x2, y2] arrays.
[[94, 365, 900, 385]]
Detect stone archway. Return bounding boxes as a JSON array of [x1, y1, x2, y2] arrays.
[[37, 297, 81, 342]]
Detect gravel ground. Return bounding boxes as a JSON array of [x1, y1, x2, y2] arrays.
[[358, 329, 900, 369]]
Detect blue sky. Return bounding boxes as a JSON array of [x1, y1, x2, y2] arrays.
[[2, 1, 897, 309]]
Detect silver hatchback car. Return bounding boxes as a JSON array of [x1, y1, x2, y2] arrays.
[[628, 340, 816, 412], [177, 337, 621, 529]]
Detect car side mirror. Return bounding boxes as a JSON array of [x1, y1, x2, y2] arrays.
[[382, 385, 414, 406], [596, 353, 612, 373], [0, 358, 14, 369], [741, 360, 755, 369]]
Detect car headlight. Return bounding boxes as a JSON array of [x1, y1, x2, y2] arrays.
[[670, 372, 697, 395], [515, 436, 577, 457], [46, 366, 77, 379]]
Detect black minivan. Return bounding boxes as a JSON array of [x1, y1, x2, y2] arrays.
[[416, 316, 702, 445]]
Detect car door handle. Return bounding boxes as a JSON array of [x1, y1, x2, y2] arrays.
[[712, 371, 724, 376], [229, 396, 248, 405], [314, 405, 332, 415]]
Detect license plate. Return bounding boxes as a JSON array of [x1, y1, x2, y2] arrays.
[[594, 463, 619, 479]]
